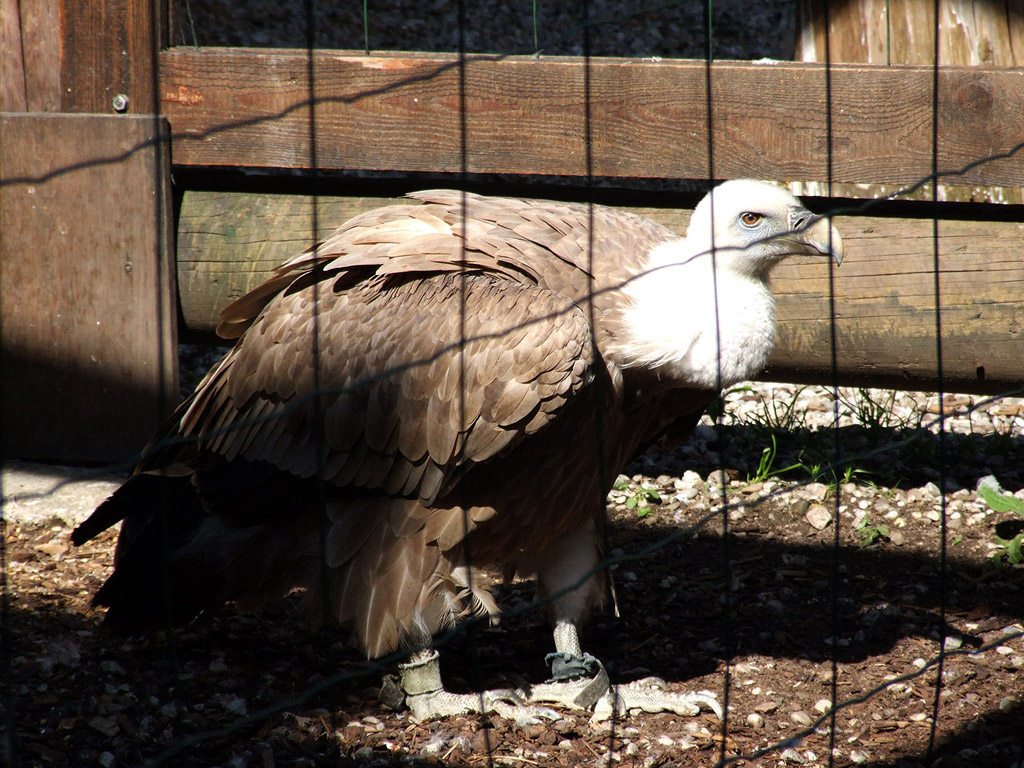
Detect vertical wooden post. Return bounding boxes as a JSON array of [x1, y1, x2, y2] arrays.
[[1, 0, 176, 463], [1, 0, 61, 111], [58, 0, 165, 114]]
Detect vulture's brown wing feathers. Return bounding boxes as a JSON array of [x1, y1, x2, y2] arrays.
[[181, 273, 595, 506]]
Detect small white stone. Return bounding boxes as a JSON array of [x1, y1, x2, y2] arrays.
[[805, 505, 832, 530], [813, 698, 833, 714], [790, 710, 812, 726], [746, 713, 765, 729]]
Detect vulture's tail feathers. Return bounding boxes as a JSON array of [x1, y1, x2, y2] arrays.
[[71, 474, 184, 548], [80, 468, 317, 633]]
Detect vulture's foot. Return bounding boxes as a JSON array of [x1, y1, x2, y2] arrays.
[[396, 649, 561, 725], [591, 677, 722, 721], [526, 651, 610, 710]]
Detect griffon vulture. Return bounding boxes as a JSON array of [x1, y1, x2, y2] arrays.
[[74, 181, 843, 721]]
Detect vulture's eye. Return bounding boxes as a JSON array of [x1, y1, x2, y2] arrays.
[[739, 212, 764, 228]]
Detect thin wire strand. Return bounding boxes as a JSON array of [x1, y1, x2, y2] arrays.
[[701, 3, 737, 763], [453, 3, 495, 760], [925, 1, 950, 758], [821, 4, 842, 765]]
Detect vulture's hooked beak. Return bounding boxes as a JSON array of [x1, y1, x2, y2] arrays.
[[795, 210, 844, 267]]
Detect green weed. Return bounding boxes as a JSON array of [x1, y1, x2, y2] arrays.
[[856, 516, 890, 548], [977, 476, 1024, 566], [613, 478, 662, 518]]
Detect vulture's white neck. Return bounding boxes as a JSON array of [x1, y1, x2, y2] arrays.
[[615, 238, 776, 390]]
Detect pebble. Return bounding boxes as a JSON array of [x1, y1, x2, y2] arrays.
[[805, 505, 832, 530], [790, 710, 813, 726], [813, 698, 833, 714], [746, 713, 765, 729]]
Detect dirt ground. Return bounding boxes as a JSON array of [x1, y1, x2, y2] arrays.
[[6, 394, 1024, 768]]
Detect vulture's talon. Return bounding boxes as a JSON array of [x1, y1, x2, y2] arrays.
[[592, 682, 723, 721], [529, 655, 610, 710], [399, 649, 557, 723]]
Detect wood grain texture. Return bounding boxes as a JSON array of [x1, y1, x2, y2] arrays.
[[795, 0, 1024, 203], [1, 0, 60, 111], [59, 0, 162, 113], [177, 191, 1024, 395], [0, 114, 177, 461], [159, 49, 1024, 188], [797, 0, 1024, 67]]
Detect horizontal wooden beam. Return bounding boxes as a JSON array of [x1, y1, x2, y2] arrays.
[[177, 191, 1024, 395], [160, 49, 1024, 188]]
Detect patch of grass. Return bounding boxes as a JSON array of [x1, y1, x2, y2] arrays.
[[746, 434, 803, 484], [838, 388, 922, 432], [730, 384, 809, 435]]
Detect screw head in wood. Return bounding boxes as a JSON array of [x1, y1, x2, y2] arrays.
[[112, 94, 129, 113]]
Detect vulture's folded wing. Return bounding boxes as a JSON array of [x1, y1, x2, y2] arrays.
[[162, 236, 598, 508]]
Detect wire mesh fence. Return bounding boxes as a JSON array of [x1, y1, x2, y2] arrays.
[[3, 1, 1024, 767]]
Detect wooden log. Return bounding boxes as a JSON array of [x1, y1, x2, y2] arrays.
[[159, 49, 1024, 190], [177, 190, 1024, 395], [0, 114, 177, 462]]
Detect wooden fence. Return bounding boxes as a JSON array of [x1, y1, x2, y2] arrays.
[[2, 0, 1022, 460]]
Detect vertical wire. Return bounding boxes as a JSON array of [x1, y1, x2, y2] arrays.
[[579, 0, 621, 757], [924, 0, 949, 758], [532, 0, 540, 53], [453, 4, 492, 762], [821, 3, 842, 765], [702, 3, 733, 763], [363, 0, 370, 56], [302, 0, 333, 680], [885, 0, 891, 66]]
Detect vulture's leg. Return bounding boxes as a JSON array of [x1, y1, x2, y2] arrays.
[[522, 523, 613, 710], [523, 523, 722, 719], [395, 648, 561, 724]]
